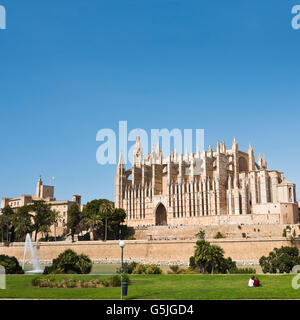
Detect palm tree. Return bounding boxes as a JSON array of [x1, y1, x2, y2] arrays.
[[0, 206, 15, 242], [194, 240, 211, 273], [208, 245, 225, 274], [99, 201, 114, 241], [29, 201, 59, 241], [12, 206, 33, 241]]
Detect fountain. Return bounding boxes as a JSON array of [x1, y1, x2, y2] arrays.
[[22, 234, 44, 274]]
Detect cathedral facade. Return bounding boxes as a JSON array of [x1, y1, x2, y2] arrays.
[[115, 137, 298, 227]]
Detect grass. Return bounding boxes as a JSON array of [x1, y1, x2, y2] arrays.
[[0, 274, 300, 300]]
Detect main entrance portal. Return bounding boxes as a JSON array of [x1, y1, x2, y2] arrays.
[[155, 203, 167, 226]]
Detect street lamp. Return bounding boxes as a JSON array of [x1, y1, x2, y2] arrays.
[[119, 240, 125, 300]]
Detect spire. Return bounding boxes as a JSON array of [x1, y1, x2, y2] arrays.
[[208, 144, 213, 157], [118, 151, 124, 166], [174, 148, 178, 162], [223, 140, 226, 153], [196, 145, 200, 158], [156, 139, 161, 154], [248, 144, 255, 171], [155, 139, 163, 164], [216, 140, 220, 154], [36, 175, 43, 198], [133, 136, 143, 165], [258, 153, 263, 168], [263, 155, 267, 169], [232, 137, 238, 151], [185, 147, 189, 161]]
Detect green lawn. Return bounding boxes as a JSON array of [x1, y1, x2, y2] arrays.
[[0, 274, 299, 300]]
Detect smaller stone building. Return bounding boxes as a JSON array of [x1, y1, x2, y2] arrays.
[[1, 177, 84, 238]]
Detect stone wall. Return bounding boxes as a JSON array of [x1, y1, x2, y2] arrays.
[[134, 223, 298, 240], [1, 238, 300, 266], [126, 213, 283, 227]]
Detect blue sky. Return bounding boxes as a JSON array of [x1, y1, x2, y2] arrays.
[[0, 1, 299, 203]]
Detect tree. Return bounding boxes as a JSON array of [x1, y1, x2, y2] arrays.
[[259, 246, 300, 274], [44, 249, 92, 274], [12, 206, 33, 241], [82, 199, 105, 240], [28, 201, 59, 241], [108, 208, 126, 240], [0, 206, 15, 242], [99, 201, 114, 241], [66, 203, 81, 241], [191, 240, 212, 273], [189, 240, 236, 274], [208, 245, 225, 274], [82, 199, 126, 240]]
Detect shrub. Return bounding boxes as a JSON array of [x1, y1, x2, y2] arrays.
[[127, 235, 136, 240], [195, 229, 205, 240], [109, 274, 131, 287], [110, 275, 121, 287], [259, 246, 300, 274], [102, 279, 110, 287], [229, 267, 256, 274], [32, 277, 56, 287], [214, 232, 225, 239], [32, 276, 112, 288], [0, 255, 24, 274], [122, 274, 130, 284], [145, 264, 162, 274], [179, 268, 198, 274], [31, 277, 42, 287], [169, 265, 180, 274], [116, 261, 137, 274], [43, 249, 92, 274], [132, 264, 146, 274], [132, 263, 162, 274]]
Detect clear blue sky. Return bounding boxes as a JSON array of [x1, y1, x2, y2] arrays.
[[0, 1, 299, 203]]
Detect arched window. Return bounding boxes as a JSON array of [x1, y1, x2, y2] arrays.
[[239, 157, 248, 172]]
